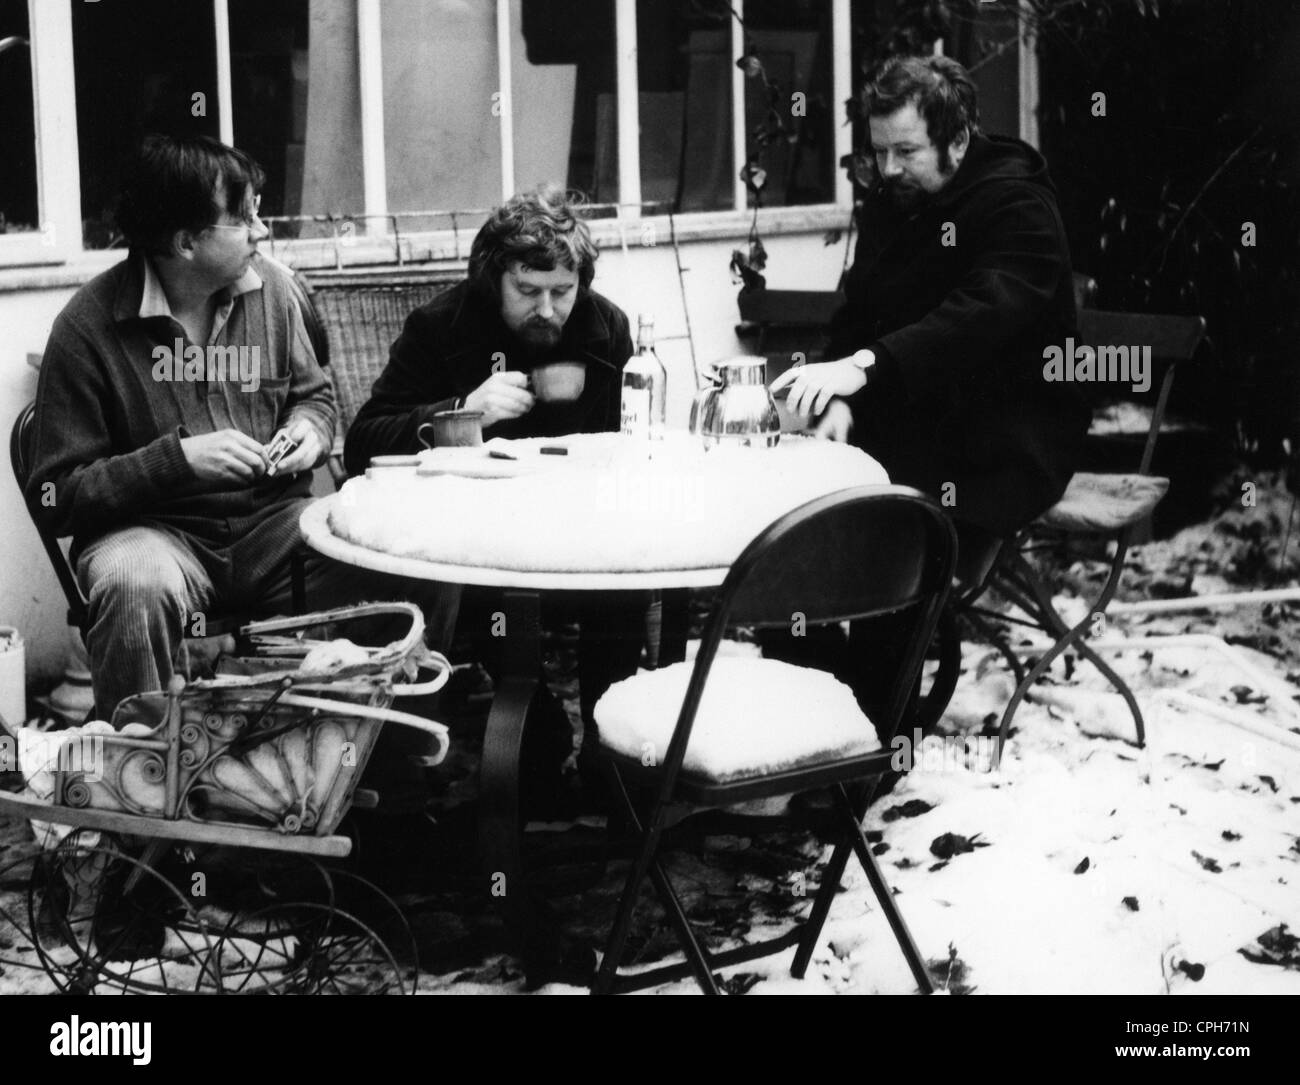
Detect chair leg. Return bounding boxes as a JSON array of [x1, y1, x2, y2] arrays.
[[1070, 638, 1146, 746], [790, 838, 854, 978], [643, 855, 720, 995], [912, 605, 961, 735], [593, 769, 700, 994], [832, 785, 934, 994], [996, 617, 1089, 760], [996, 548, 1146, 750], [592, 772, 653, 994], [964, 609, 1028, 688]]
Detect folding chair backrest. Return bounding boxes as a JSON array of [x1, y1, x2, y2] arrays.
[[9, 402, 89, 632], [722, 485, 956, 629], [1078, 310, 1206, 364], [1077, 309, 1207, 475], [735, 288, 847, 379]]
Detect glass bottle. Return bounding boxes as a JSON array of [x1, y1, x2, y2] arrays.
[[620, 315, 667, 440]]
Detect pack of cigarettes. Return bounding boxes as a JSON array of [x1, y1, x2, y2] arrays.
[[265, 431, 298, 469]]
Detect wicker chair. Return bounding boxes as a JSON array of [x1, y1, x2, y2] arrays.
[[300, 268, 464, 485]]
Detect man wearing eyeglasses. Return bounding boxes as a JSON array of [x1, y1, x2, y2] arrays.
[[26, 134, 456, 723]]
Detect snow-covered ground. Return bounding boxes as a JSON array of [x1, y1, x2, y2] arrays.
[[410, 618, 1300, 996]]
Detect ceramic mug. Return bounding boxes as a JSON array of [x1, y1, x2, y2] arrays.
[[529, 361, 586, 403], [418, 409, 484, 448]]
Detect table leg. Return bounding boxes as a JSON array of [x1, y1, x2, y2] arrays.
[[477, 590, 546, 974]]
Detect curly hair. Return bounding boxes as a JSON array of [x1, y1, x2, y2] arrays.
[[115, 134, 265, 255], [468, 185, 598, 298], [862, 55, 981, 158]]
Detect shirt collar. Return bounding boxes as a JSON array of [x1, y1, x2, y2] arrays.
[[118, 251, 264, 327]]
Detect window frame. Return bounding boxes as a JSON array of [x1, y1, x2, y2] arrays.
[[3, 0, 983, 271], [0, 0, 80, 267]]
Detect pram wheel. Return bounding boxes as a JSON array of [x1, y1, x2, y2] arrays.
[[5, 832, 216, 994], [207, 899, 410, 995], [186, 852, 415, 994]]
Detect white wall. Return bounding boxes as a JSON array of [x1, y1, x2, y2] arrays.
[[0, 284, 81, 687], [0, 226, 847, 681], [595, 230, 849, 426]]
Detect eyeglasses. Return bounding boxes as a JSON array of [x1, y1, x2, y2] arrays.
[[206, 193, 263, 232]]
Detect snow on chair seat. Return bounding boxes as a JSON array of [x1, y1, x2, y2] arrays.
[[595, 657, 879, 783]]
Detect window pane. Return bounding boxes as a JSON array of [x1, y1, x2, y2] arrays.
[[381, 0, 502, 226], [73, 0, 218, 248], [741, 0, 836, 207], [0, 0, 36, 235], [516, 0, 616, 206], [228, 0, 313, 220], [956, 0, 1021, 138], [635, 0, 733, 213]]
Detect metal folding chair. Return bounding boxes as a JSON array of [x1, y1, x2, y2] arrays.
[[965, 309, 1209, 757], [588, 485, 956, 994]]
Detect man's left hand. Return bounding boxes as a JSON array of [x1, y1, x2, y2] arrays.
[[266, 418, 326, 477], [770, 356, 870, 418]]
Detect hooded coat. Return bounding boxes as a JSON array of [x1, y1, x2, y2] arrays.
[[828, 132, 1090, 537]]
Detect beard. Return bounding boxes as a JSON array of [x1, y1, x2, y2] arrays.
[[885, 179, 929, 210], [515, 319, 563, 350]]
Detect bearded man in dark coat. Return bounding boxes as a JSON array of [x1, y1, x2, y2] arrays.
[[769, 55, 1090, 731], [774, 54, 1089, 583]]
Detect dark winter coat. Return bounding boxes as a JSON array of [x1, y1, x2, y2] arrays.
[[344, 281, 633, 476], [828, 133, 1090, 536]]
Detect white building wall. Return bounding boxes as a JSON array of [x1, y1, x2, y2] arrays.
[[0, 284, 82, 686]]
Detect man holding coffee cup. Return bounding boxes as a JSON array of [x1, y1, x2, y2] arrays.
[[344, 186, 638, 813], [344, 185, 632, 466]]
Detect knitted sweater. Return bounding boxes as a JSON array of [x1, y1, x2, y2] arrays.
[[26, 251, 335, 553]]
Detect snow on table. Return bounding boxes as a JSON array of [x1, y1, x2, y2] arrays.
[[329, 433, 889, 574]]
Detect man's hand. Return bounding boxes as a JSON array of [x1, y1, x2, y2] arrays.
[[814, 398, 854, 443], [770, 355, 871, 419], [180, 429, 269, 485], [266, 418, 326, 477], [463, 371, 535, 428]]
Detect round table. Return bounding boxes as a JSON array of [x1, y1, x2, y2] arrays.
[[299, 436, 889, 980], [300, 496, 732, 592]]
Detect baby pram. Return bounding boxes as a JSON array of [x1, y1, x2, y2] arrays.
[[0, 602, 449, 995]]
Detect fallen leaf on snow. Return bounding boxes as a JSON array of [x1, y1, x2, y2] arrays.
[[1191, 850, 1222, 873], [882, 799, 934, 822], [1238, 925, 1300, 970], [930, 832, 989, 860]]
